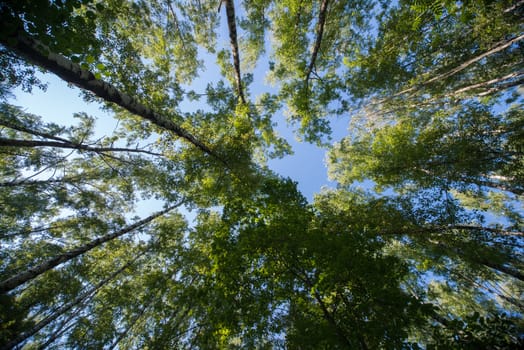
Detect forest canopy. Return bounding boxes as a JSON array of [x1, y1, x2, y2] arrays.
[[0, 0, 523, 348]]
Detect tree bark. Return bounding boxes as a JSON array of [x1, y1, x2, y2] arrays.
[[0, 28, 222, 162], [0, 203, 182, 294]]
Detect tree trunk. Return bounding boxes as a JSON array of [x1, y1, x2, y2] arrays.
[[0, 176, 83, 188], [473, 179, 523, 196], [108, 305, 148, 350], [222, 0, 245, 103], [453, 71, 524, 95], [0, 203, 181, 294], [479, 259, 524, 283], [0, 28, 222, 163], [393, 34, 524, 97], [36, 306, 82, 350], [1, 253, 144, 350], [447, 224, 524, 237], [289, 265, 353, 348], [430, 240, 524, 283]]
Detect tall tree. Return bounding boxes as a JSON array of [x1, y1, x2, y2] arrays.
[[1, 0, 522, 348]]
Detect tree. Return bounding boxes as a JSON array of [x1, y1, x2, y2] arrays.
[[1, 0, 523, 348]]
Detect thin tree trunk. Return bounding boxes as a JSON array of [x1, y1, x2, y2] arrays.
[[473, 179, 523, 196], [0, 117, 71, 144], [1, 253, 144, 350], [400, 224, 524, 238], [0, 175, 83, 187], [362, 62, 522, 116], [504, 0, 524, 13], [0, 137, 164, 156], [479, 259, 524, 283], [221, 0, 245, 103], [478, 75, 524, 96], [394, 34, 524, 97], [108, 305, 149, 350], [312, 289, 355, 348], [447, 266, 524, 310], [305, 0, 330, 84], [167, 0, 189, 51], [36, 306, 83, 350], [0, 29, 222, 163], [0, 203, 182, 294], [453, 71, 524, 95]]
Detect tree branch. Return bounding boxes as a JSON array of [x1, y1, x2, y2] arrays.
[[0, 137, 164, 156], [305, 0, 329, 85]]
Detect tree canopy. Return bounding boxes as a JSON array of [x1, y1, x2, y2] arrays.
[[0, 0, 522, 348]]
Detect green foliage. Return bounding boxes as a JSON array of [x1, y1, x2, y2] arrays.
[[428, 312, 524, 349], [0, 0, 522, 348]]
